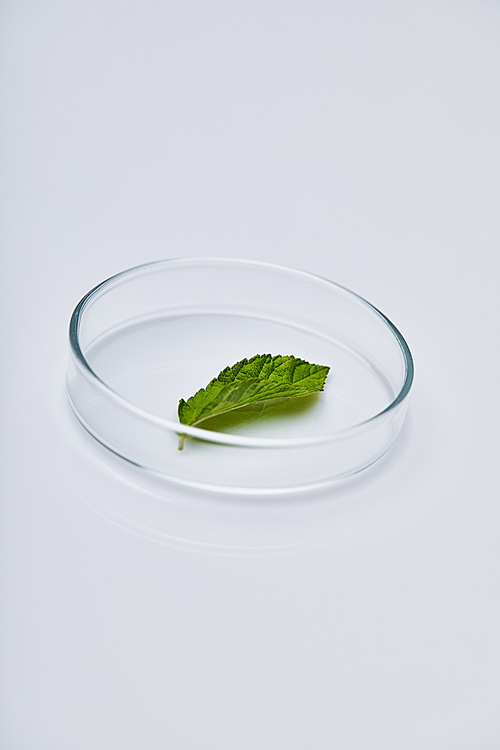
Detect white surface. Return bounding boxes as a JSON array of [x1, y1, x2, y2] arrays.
[[1, 1, 499, 748]]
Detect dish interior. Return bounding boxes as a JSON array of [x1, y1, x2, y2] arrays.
[[87, 311, 394, 440]]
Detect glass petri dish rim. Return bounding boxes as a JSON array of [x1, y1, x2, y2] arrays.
[[68, 257, 414, 448]]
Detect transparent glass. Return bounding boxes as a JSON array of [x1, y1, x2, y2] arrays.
[[67, 258, 414, 494]]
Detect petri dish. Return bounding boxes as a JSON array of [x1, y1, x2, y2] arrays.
[[67, 258, 414, 494]]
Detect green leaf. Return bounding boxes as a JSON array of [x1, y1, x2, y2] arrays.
[[177, 354, 330, 449]]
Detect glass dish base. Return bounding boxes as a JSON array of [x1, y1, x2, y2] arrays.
[[67, 259, 413, 494]]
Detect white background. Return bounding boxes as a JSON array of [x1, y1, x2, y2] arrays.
[[1, 1, 500, 748]]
